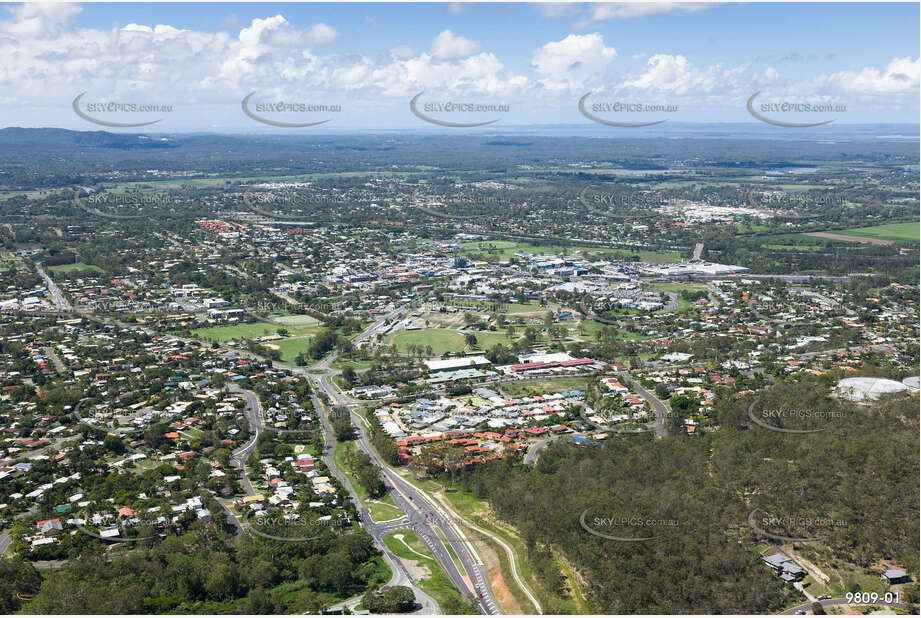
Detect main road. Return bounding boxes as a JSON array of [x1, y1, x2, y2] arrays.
[[35, 264, 72, 311], [305, 305, 502, 615], [308, 387, 439, 615], [63, 301, 498, 614], [313, 374, 500, 615]]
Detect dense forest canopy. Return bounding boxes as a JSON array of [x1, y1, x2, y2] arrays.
[[459, 377, 919, 614]]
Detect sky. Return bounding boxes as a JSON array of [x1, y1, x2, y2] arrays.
[[0, 2, 918, 132]]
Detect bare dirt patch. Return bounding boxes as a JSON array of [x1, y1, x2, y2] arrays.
[[398, 556, 431, 582], [804, 232, 893, 245], [477, 536, 523, 614], [783, 544, 830, 583]]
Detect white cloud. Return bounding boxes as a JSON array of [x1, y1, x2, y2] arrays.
[[621, 54, 745, 96], [332, 59, 373, 89], [538, 3, 581, 19], [369, 51, 527, 97], [531, 33, 616, 91], [0, 5, 914, 126], [826, 56, 920, 95], [238, 15, 337, 47], [0, 2, 81, 38], [390, 44, 414, 60], [430, 29, 481, 60], [575, 3, 713, 27]]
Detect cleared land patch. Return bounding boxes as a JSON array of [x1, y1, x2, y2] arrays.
[[386, 328, 467, 355], [840, 221, 919, 242], [803, 232, 893, 245]]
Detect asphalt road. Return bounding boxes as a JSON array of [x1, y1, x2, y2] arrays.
[[48, 304, 495, 613], [310, 377, 439, 614], [619, 371, 670, 437], [0, 529, 11, 555], [228, 385, 264, 496], [524, 432, 588, 466], [306, 308, 501, 615], [35, 264, 72, 311]]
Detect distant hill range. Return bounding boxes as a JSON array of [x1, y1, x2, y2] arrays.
[[0, 127, 180, 151]]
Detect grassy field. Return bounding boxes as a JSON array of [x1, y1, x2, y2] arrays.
[[839, 222, 919, 242], [762, 244, 831, 252], [275, 314, 320, 326], [458, 240, 679, 264], [441, 299, 551, 315], [386, 328, 467, 355], [333, 440, 403, 522], [468, 330, 521, 349], [497, 377, 589, 397], [382, 529, 478, 614], [47, 262, 104, 275], [272, 336, 316, 362], [191, 322, 307, 342], [0, 252, 25, 272]]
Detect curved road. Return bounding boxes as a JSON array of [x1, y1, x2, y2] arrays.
[[310, 389, 440, 615], [314, 373, 500, 615], [59, 303, 496, 614], [228, 385, 264, 496], [619, 371, 670, 438]]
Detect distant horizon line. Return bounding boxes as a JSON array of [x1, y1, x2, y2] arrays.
[[2, 122, 919, 137]]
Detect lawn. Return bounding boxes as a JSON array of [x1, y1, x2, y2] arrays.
[[275, 314, 320, 326], [840, 222, 919, 242], [458, 240, 679, 264], [191, 322, 296, 342], [383, 529, 478, 614], [191, 323, 319, 362], [386, 328, 467, 355], [0, 252, 25, 271], [329, 358, 376, 371], [48, 262, 104, 275], [577, 319, 646, 342], [467, 330, 519, 349], [497, 377, 589, 397], [333, 440, 403, 522], [272, 336, 315, 362]]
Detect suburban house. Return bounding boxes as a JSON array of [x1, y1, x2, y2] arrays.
[[762, 550, 806, 582], [881, 568, 910, 585]]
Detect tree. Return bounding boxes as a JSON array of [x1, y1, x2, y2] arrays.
[[464, 333, 478, 348], [362, 586, 416, 613], [0, 558, 42, 613], [342, 366, 357, 386], [811, 601, 825, 615], [103, 434, 126, 455], [331, 411, 354, 441]]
